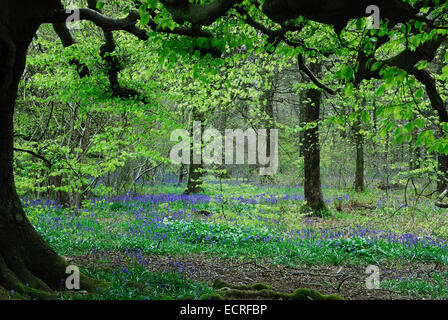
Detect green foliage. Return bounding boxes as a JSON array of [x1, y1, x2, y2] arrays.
[[381, 273, 448, 299], [60, 265, 216, 300]]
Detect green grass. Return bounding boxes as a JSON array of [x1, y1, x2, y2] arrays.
[[381, 272, 448, 299], [57, 265, 217, 300]]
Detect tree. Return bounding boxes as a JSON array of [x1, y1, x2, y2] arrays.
[[301, 62, 327, 213], [353, 102, 365, 192], [185, 107, 205, 194], [0, 0, 111, 297]]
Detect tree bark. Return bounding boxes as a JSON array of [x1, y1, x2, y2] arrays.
[[353, 99, 365, 192], [260, 71, 277, 184], [0, 0, 99, 297], [185, 108, 205, 194], [301, 62, 327, 213], [409, 118, 421, 171], [437, 147, 448, 191], [353, 118, 365, 192]]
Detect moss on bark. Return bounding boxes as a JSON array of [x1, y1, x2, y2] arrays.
[[0, 286, 9, 300], [210, 278, 344, 300]]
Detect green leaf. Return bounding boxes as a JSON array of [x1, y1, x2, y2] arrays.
[[404, 122, 415, 132], [442, 65, 448, 78], [415, 88, 425, 99], [416, 60, 428, 70], [371, 62, 382, 72], [361, 110, 370, 123], [416, 130, 433, 147], [356, 18, 363, 30], [414, 118, 426, 129], [376, 85, 386, 97], [341, 66, 355, 82], [385, 122, 394, 132], [139, 4, 150, 25], [394, 134, 405, 144], [375, 105, 384, 118]]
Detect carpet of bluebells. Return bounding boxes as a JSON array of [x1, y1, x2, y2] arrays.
[[20, 180, 448, 299]]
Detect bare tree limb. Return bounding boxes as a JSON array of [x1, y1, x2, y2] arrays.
[[298, 55, 337, 95], [14, 148, 52, 168]]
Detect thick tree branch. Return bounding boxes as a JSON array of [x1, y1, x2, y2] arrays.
[[146, 18, 212, 38], [413, 68, 448, 123], [355, 36, 446, 85], [14, 148, 52, 168], [355, 35, 447, 123], [298, 55, 337, 95], [262, 0, 415, 28], [52, 23, 91, 78], [87, 0, 149, 100], [45, 8, 142, 32], [160, 0, 240, 26]]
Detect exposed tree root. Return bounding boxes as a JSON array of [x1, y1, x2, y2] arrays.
[[0, 285, 9, 299], [0, 207, 105, 300], [201, 278, 344, 300], [0, 251, 105, 300]]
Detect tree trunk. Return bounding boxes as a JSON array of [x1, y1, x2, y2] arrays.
[[353, 105, 365, 192], [0, 1, 99, 297], [437, 152, 448, 191], [435, 126, 448, 191], [51, 175, 70, 207], [354, 123, 365, 192], [382, 130, 390, 192], [178, 164, 185, 185], [409, 117, 421, 171], [260, 72, 277, 184], [185, 108, 205, 194], [301, 62, 327, 213]]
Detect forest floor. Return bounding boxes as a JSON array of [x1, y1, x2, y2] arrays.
[[67, 250, 446, 300], [15, 180, 448, 300]]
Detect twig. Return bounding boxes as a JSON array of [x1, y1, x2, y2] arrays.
[[337, 276, 352, 293]]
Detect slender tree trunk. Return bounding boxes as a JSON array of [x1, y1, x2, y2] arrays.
[[178, 164, 185, 185], [185, 108, 205, 194], [436, 123, 448, 191], [52, 175, 70, 206], [217, 110, 230, 178], [260, 72, 277, 184], [437, 151, 448, 191], [353, 100, 365, 192], [383, 131, 390, 192], [353, 120, 365, 192], [301, 62, 326, 213], [409, 118, 421, 171]]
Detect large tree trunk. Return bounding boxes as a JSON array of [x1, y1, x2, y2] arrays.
[[301, 63, 327, 213], [0, 0, 98, 298]]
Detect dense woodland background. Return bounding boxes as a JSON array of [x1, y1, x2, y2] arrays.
[[15, 3, 448, 209]]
